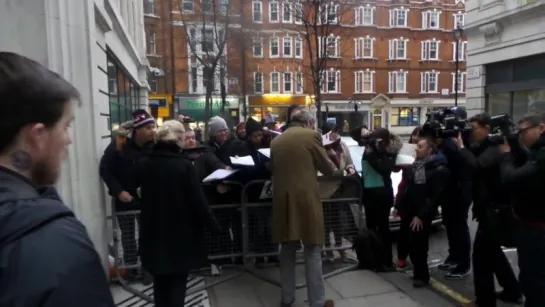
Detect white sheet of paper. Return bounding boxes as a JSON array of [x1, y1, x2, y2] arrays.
[[230, 155, 255, 166], [398, 143, 417, 158], [202, 169, 238, 183], [395, 154, 415, 166], [258, 148, 271, 158]]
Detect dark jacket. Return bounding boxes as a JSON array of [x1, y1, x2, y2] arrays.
[[136, 142, 220, 275], [442, 138, 473, 209], [361, 133, 403, 198], [236, 140, 272, 201], [459, 141, 508, 221], [501, 134, 545, 223], [207, 137, 245, 166], [99, 138, 153, 211], [399, 154, 450, 221], [0, 167, 114, 306], [182, 146, 226, 182]]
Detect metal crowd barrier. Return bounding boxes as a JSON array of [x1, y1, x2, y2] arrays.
[[109, 176, 364, 301]]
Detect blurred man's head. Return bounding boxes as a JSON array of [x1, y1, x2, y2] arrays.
[[369, 128, 391, 152], [415, 138, 437, 160], [468, 113, 491, 143], [0, 52, 80, 186], [246, 117, 263, 148], [290, 109, 315, 129], [131, 110, 155, 145], [208, 116, 229, 144], [518, 113, 545, 148], [184, 130, 197, 149], [235, 122, 246, 139]]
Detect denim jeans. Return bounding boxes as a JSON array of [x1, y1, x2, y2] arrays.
[[516, 222, 545, 307], [279, 242, 325, 307]]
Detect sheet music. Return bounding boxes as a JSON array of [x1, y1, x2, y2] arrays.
[[202, 169, 239, 183], [230, 155, 255, 166], [258, 148, 271, 158]]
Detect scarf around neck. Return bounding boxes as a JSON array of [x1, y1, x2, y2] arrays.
[[413, 156, 431, 184]]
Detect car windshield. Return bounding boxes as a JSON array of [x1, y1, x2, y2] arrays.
[[347, 145, 364, 173]]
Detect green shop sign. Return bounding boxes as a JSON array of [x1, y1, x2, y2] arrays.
[[177, 96, 239, 110], [186, 100, 225, 109]]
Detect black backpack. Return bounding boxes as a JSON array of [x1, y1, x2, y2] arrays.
[[352, 229, 385, 271]]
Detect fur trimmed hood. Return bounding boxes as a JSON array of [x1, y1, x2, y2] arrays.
[[386, 133, 403, 154]]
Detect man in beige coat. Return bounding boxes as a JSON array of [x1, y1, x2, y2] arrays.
[[270, 109, 336, 307]]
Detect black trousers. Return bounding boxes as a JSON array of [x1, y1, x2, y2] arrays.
[[409, 219, 432, 282], [442, 184, 472, 270], [473, 223, 520, 307], [516, 222, 545, 307], [363, 188, 393, 266], [153, 272, 189, 307], [117, 213, 140, 265], [396, 218, 411, 261]]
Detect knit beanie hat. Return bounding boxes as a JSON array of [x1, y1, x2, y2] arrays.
[[208, 116, 229, 136], [245, 117, 263, 135], [132, 109, 155, 129]]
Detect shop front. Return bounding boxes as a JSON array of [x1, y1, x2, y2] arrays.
[[485, 54, 545, 121], [248, 94, 307, 124], [176, 95, 241, 129], [107, 55, 141, 131], [321, 101, 370, 135]]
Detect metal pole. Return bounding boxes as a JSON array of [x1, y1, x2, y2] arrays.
[[168, 0, 176, 118], [454, 38, 459, 107]]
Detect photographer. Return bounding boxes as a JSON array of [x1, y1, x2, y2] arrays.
[[499, 113, 545, 307], [438, 128, 473, 280], [453, 113, 521, 306], [361, 128, 402, 270]]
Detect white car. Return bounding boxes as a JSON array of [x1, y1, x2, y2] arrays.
[[341, 137, 442, 231]]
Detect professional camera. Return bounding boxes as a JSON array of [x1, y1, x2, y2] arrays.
[[349, 125, 382, 150], [421, 106, 470, 139], [486, 114, 518, 145]]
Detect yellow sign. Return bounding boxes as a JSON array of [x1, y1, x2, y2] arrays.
[[249, 94, 306, 106], [148, 94, 172, 118]]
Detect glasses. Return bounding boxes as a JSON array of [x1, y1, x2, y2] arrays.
[[518, 125, 538, 135]]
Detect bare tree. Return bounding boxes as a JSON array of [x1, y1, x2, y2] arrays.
[[287, 0, 351, 126], [176, 0, 234, 135]]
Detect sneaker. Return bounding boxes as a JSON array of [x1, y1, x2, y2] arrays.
[[496, 290, 524, 304], [444, 268, 470, 280], [438, 261, 457, 271], [396, 259, 411, 271], [141, 271, 153, 286], [210, 264, 222, 276]]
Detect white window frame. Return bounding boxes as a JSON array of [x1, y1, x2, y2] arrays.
[[388, 71, 408, 93], [319, 36, 340, 58], [270, 36, 279, 58], [421, 39, 440, 60], [294, 3, 303, 24], [453, 12, 465, 28], [282, 2, 292, 23], [269, 1, 279, 23], [422, 10, 441, 29], [295, 72, 303, 93], [388, 38, 408, 60], [252, 37, 263, 57], [181, 0, 194, 12], [355, 5, 374, 25], [147, 32, 156, 54], [420, 71, 439, 93], [283, 37, 292, 57], [320, 4, 339, 24], [354, 70, 375, 93], [452, 41, 467, 61], [254, 72, 264, 94], [354, 36, 374, 59], [295, 38, 303, 58], [270, 72, 280, 93], [252, 1, 262, 23], [283, 72, 293, 93], [451, 71, 467, 93], [389, 8, 408, 27], [321, 69, 341, 93]]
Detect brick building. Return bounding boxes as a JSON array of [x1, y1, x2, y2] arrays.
[[145, 0, 467, 134]]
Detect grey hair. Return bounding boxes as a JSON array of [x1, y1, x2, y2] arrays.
[[518, 113, 545, 126], [290, 109, 315, 124]]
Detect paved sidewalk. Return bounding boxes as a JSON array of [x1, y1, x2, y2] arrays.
[[207, 265, 458, 307]]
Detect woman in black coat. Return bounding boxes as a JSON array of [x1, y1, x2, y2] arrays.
[[136, 120, 220, 307]]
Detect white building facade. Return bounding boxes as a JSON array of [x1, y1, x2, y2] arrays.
[[0, 0, 149, 266], [465, 0, 545, 119]]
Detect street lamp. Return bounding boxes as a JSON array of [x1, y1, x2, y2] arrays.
[[453, 26, 464, 107]]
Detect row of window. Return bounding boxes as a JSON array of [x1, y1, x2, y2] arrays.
[[250, 2, 466, 29], [251, 36, 468, 61], [250, 70, 467, 94]]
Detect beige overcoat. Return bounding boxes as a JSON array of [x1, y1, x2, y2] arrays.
[[270, 125, 335, 245]]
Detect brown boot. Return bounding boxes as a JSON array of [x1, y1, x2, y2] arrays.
[[323, 299, 335, 307]]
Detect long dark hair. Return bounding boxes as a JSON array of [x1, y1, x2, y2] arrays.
[[409, 126, 422, 144]]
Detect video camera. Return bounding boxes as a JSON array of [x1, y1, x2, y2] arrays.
[[486, 114, 518, 145], [349, 125, 382, 150], [421, 106, 471, 139]]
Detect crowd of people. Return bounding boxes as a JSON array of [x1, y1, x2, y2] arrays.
[[2, 52, 545, 307]]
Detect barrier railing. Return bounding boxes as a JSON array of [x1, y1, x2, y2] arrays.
[[110, 175, 364, 302]]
